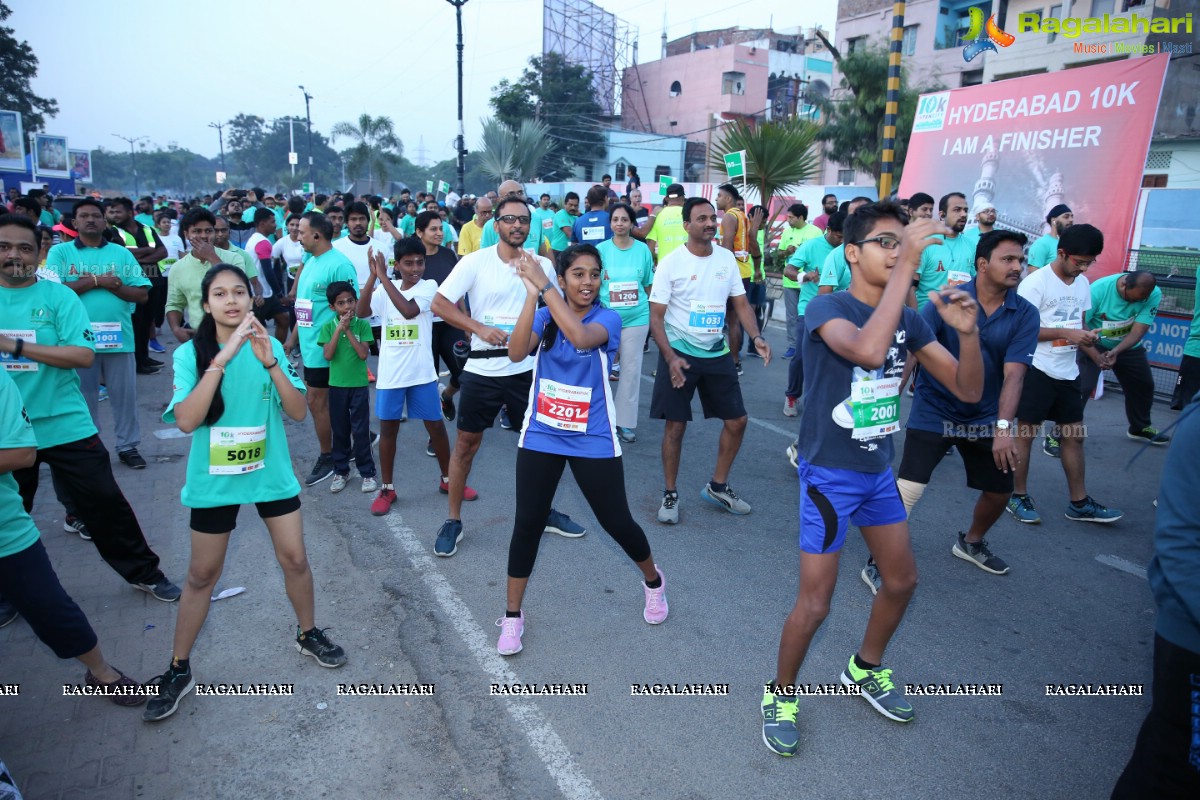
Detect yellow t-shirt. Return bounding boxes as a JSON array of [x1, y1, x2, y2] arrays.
[[457, 219, 485, 257]]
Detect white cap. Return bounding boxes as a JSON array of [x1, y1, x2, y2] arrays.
[[972, 200, 996, 216]]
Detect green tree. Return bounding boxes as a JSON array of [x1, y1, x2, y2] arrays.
[[490, 52, 604, 179], [330, 114, 402, 195], [0, 1, 58, 133], [476, 118, 556, 184], [707, 117, 822, 229], [814, 42, 935, 191], [226, 114, 266, 183]]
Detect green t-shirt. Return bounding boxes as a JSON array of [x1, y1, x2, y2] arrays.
[[165, 248, 238, 327], [0, 280, 97, 448], [646, 206, 686, 263], [164, 338, 306, 509], [960, 225, 986, 253], [1027, 234, 1059, 269], [548, 209, 577, 251], [294, 249, 359, 368], [779, 223, 824, 288], [597, 238, 655, 327], [818, 244, 850, 292], [317, 316, 374, 387], [0, 369, 39, 559], [45, 241, 151, 355], [225, 244, 257, 278], [531, 207, 556, 245], [916, 234, 977, 311], [789, 236, 835, 316], [134, 213, 157, 229], [1086, 274, 1161, 350], [1185, 306, 1200, 359], [398, 215, 415, 237]]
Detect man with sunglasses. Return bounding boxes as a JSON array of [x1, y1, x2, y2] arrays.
[[478, 181, 550, 257], [1006, 223, 1122, 525], [429, 195, 586, 557]]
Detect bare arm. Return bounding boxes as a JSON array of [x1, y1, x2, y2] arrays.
[[719, 214, 737, 254], [0, 446, 36, 474], [0, 335, 93, 369], [729, 293, 771, 365]]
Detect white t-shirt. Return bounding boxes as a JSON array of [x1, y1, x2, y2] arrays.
[[334, 236, 384, 327], [370, 278, 438, 389], [1017, 264, 1092, 381], [244, 232, 274, 299], [371, 230, 398, 260], [435, 244, 555, 378], [272, 236, 305, 273], [160, 233, 185, 260], [648, 245, 746, 353]]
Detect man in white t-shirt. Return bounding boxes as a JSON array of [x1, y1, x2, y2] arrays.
[[1008, 223, 1122, 525], [245, 208, 293, 343], [333, 201, 385, 349], [429, 195, 586, 557], [648, 197, 771, 525]]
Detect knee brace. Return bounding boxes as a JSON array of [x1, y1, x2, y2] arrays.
[[895, 479, 927, 517]]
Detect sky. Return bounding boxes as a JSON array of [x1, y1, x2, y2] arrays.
[[11, 0, 839, 166]]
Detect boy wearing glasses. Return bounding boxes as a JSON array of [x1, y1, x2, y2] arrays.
[[1006, 223, 1122, 525], [762, 202, 985, 758]]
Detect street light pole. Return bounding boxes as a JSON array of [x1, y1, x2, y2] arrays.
[[299, 85, 315, 189], [207, 121, 226, 173], [446, 0, 469, 196], [112, 133, 146, 197]]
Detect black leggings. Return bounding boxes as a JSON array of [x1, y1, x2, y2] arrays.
[[508, 448, 651, 579], [431, 320, 466, 389]]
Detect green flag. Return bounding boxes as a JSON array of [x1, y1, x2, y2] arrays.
[[723, 151, 747, 180], [301, 182, 314, 193], [437, 180, 450, 195], [658, 175, 675, 199]]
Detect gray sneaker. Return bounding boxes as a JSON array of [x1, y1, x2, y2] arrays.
[[701, 483, 751, 515], [951, 532, 1010, 575], [861, 559, 881, 595], [657, 491, 679, 525]]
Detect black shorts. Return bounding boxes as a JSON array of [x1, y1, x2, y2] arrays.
[[303, 365, 330, 389], [649, 349, 747, 421], [253, 295, 286, 321], [456, 369, 533, 433], [1172, 354, 1200, 410], [190, 495, 302, 534], [1016, 366, 1084, 425], [898, 427, 1013, 494]]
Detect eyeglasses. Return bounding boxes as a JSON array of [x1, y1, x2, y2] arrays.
[[854, 235, 901, 250], [496, 215, 531, 225], [1067, 255, 1096, 268]]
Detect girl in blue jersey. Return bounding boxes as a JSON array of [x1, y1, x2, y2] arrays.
[[495, 244, 667, 656]]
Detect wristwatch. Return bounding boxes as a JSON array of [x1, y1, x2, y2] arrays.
[[995, 419, 1013, 433]]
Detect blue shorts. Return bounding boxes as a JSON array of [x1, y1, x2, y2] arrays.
[[376, 381, 441, 421], [798, 458, 906, 554]]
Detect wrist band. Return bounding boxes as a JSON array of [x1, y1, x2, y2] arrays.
[[92, 274, 99, 287], [263, 359, 279, 370], [205, 365, 225, 374], [12, 339, 24, 358]]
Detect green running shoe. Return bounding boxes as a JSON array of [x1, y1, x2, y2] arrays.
[[761, 686, 800, 756], [839, 656, 914, 723]]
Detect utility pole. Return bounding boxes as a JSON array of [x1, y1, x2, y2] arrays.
[[112, 133, 147, 197], [278, 117, 303, 178], [299, 85, 315, 189], [446, 0, 469, 196], [879, 2, 907, 200], [207, 121, 226, 173]]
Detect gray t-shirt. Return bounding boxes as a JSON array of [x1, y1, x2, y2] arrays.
[[798, 292, 934, 473]]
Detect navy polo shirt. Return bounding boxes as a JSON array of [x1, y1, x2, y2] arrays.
[[907, 279, 1040, 434]]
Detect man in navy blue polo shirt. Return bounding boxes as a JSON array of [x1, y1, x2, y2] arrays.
[[862, 231, 1040, 592]]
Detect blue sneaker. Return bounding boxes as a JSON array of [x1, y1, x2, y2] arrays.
[[761, 686, 800, 756], [783, 347, 796, 359], [544, 509, 585, 538], [148, 339, 166, 354], [840, 656, 914, 723], [1065, 496, 1123, 524], [434, 519, 464, 557], [1006, 494, 1041, 524], [499, 406, 514, 430], [98, 385, 109, 402]]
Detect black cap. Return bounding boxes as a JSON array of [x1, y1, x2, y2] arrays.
[[1046, 203, 1071, 225], [664, 183, 685, 199]]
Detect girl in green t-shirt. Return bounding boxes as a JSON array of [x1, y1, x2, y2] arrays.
[[143, 264, 347, 723]]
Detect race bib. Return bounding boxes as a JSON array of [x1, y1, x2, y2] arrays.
[[581, 226, 604, 241], [535, 379, 590, 433], [687, 302, 725, 335], [159, 258, 177, 276], [1100, 317, 1134, 340], [295, 298, 313, 328], [91, 321, 123, 350], [1050, 321, 1080, 354], [947, 271, 971, 287], [0, 329, 37, 372], [384, 320, 419, 347], [608, 281, 639, 309], [542, 218, 554, 230], [209, 425, 267, 475], [848, 377, 901, 440], [482, 312, 518, 334]]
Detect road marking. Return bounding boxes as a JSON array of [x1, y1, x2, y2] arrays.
[[1095, 554, 1148, 580], [638, 374, 792, 438], [384, 515, 604, 800]]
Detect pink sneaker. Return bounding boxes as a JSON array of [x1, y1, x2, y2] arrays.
[[370, 488, 397, 516], [643, 566, 668, 624], [496, 611, 524, 655]]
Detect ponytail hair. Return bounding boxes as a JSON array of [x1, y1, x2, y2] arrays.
[[193, 263, 252, 426], [541, 243, 602, 351]]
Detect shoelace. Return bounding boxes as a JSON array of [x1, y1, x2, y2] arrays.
[[645, 583, 663, 611], [303, 627, 336, 650], [870, 667, 896, 693], [1017, 496, 1035, 512], [496, 617, 521, 637], [723, 486, 742, 501], [771, 695, 799, 723], [662, 493, 678, 509]]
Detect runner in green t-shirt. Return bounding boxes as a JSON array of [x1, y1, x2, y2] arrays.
[[144, 263, 346, 723], [783, 212, 845, 416], [778, 203, 824, 358], [549, 192, 580, 255], [1026, 204, 1073, 272], [317, 281, 377, 492]]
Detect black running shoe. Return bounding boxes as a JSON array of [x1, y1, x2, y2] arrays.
[[143, 664, 195, 722], [296, 627, 347, 667], [305, 455, 334, 486]]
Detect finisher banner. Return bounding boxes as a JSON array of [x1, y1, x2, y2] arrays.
[[900, 54, 1169, 279]]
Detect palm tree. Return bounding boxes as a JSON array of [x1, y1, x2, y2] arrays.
[[707, 117, 822, 223], [331, 114, 402, 194], [477, 118, 556, 182]]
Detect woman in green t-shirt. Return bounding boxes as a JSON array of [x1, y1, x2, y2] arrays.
[[143, 264, 347, 723]]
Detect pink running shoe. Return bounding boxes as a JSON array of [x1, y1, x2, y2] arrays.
[[643, 566, 668, 624], [496, 611, 525, 655]]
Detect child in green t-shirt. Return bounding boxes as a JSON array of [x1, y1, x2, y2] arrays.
[[318, 281, 376, 493]]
